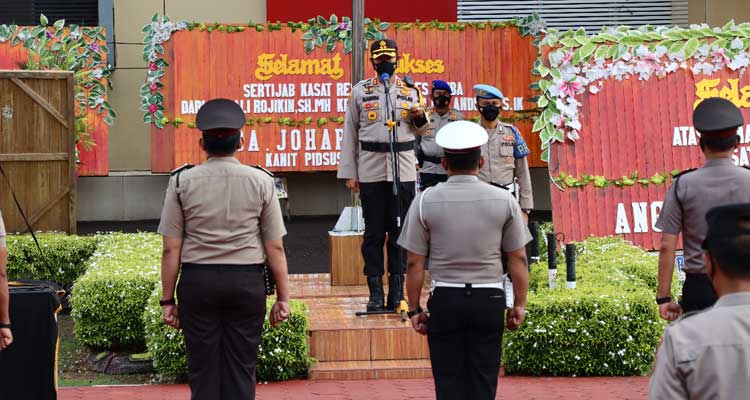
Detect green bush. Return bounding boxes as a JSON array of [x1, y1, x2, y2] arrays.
[[504, 236, 679, 376], [70, 232, 162, 349], [6, 233, 100, 288], [143, 285, 313, 381]]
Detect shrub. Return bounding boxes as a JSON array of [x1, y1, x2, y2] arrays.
[[6, 233, 100, 288], [70, 232, 162, 349], [504, 236, 679, 376], [143, 285, 313, 381]]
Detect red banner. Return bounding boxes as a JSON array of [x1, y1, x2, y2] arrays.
[[150, 22, 541, 173]]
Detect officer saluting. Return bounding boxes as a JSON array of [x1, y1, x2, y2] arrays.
[[416, 80, 464, 190], [157, 99, 291, 399], [655, 97, 750, 319], [649, 203, 750, 399], [398, 121, 531, 400], [474, 84, 533, 218], [338, 38, 428, 312]]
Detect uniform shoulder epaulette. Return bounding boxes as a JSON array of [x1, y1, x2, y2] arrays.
[[673, 168, 697, 179], [170, 164, 194, 176], [252, 165, 274, 177], [354, 78, 374, 89]]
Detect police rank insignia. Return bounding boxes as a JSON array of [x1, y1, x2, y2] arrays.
[[367, 110, 378, 120], [502, 133, 515, 142]]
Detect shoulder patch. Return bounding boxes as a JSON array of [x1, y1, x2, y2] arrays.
[[170, 164, 194, 176], [673, 168, 697, 179], [252, 165, 274, 177]]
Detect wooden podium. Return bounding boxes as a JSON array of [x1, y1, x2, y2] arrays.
[[329, 231, 387, 286]]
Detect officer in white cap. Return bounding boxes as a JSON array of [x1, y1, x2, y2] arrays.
[[398, 120, 531, 399]]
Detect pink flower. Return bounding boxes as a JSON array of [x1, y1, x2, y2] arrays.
[[148, 104, 158, 113], [644, 53, 658, 63], [339, 22, 349, 30], [712, 48, 730, 65], [148, 82, 158, 92], [89, 42, 99, 52], [45, 30, 54, 39], [558, 80, 582, 98], [149, 62, 158, 71], [561, 51, 574, 65]]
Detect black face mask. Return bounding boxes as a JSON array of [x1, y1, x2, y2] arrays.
[[479, 105, 501, 121], [375, 61, 396, 77], [433, 95, 450, 108]]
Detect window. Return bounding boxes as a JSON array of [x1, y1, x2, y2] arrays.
[[0, 0, 99, 26], [458, 1, 689, 32]]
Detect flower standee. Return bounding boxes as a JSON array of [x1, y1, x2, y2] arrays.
[[0, 14, 116, 162], [532, 21, 750, 164]]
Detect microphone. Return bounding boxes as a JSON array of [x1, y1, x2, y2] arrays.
[[380, 72, 390, 92]]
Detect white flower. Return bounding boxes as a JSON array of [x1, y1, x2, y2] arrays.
[[92, 69, 104, 79], [621, 51, 632, 62], [691, 62, 714, 75], [549, 50, 564, 67], [567, 130, 580, 141], [664, 62, 679, 73], [588, 85, 600, 94], [731, 38, 745, 50], [697, 44, 711, 58], [635, 45, 649, 57], [567, 119, 582, 131], [654, 46, 669, 58], [728, 52, 750, 71]]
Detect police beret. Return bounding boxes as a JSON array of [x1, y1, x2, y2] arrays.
[[473, 84, 504, 99], [196, 98, 246, 131], [436, 120, 488, 152], [693, 97, 745, 134], [702, 203, 750, 249], [431, 80, 452, 94], [370, 39, 397, 58]]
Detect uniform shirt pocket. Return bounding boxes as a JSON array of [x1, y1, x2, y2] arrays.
[[359, 101, 382, 127]]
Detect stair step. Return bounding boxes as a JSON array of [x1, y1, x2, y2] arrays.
[[308, 359, 432, 380]]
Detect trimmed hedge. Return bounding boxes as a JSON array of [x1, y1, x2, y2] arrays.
[[70, 232, 162, 349], [6, 233, 100, 288], [143, 285, 313, 381], [504, 236, 679, 376]]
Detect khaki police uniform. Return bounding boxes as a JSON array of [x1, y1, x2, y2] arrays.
[[649, 292, 750, 399], [337, 69, 428, 310], [398, 121, 531, 400], [478, 122, 534, 210], [417, 108, 463, 189], [158, 97, 287, 400], [0, 211, 5, 248], [655, 97, 750, 313]]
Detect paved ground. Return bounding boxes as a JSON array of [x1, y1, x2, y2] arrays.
[[59, 377, 649, 399]]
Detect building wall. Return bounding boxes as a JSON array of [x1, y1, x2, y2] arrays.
[[689, 0, 750, 24]]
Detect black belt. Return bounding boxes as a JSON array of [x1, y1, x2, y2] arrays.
[[422, 155, 442, 164], [489, 182, 511, 191], [182, 263, 264, 271], [361, 140, 415, 153]]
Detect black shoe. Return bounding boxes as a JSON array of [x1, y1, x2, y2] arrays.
[[386, 274, 404, 310], [366, 275, 385, 312]]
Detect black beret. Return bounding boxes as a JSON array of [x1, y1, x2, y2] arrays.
[[702, 203, 750, 249], [370, 39, 397, 58], [196, 98, 246, 131], [693, 97, 745, 134]]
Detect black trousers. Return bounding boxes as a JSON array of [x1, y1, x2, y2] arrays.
[[680, 273, 718, 313], [427, 287, 506, 400], [359, 181, 416, 276], [419, 172, 448, 191], [177, 264, 267, 400]]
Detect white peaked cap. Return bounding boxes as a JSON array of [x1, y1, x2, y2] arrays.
[[435, 120, 489, 152]]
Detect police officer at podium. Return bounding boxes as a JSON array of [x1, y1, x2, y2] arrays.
[[0, 211, 11, 351], [655, 97, 750, 319], [398, 121, 531, 400], [337, 38, 428, 312], [158, 98, 291, 400]]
